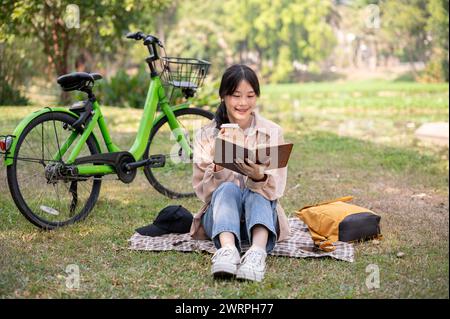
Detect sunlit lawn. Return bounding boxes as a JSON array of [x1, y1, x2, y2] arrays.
[[0, 80, 448, 298]]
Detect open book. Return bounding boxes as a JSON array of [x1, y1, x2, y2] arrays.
[[213, 137, 293, 175]]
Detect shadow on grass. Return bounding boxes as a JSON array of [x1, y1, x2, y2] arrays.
[[0, 129, 448, 298]]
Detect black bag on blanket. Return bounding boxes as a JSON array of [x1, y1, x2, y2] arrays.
[[136, 205, 193, 236]]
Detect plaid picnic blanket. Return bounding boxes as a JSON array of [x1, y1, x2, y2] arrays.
[[128, 218, 354, 262]]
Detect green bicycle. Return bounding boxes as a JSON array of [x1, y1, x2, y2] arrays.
[[0, 31, 214, 229]]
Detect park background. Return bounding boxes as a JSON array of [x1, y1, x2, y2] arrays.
[[0, 0, 448, 298]]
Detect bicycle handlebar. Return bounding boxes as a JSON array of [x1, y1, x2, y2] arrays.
[[126, 31, 145, 40], [126, 31, 164, 76], [126, 31, 163, 47]]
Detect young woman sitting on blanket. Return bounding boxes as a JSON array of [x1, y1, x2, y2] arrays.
[[190, 64, 290, 282]]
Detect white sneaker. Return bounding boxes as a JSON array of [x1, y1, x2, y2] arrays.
[[211, 246, 241, 278], [236, 247, 267, 282]]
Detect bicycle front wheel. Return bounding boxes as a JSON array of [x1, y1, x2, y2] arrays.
[[143, 107, 214, 198], [6, 111, 101, 229]]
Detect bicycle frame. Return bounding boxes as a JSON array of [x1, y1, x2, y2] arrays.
[[4, 75, 193, 177]]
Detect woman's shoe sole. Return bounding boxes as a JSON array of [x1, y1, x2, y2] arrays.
[[236, 268, 264, 282], [212, 263, 237, 279]]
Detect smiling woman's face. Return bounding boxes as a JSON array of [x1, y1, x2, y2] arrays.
[[224, 80, 257, 125]]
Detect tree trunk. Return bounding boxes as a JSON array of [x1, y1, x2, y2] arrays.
[[56, 58, 70, 105], [406, 47, 419, 79], [52, 15, 71, 104], [35, 3, 71, 105]]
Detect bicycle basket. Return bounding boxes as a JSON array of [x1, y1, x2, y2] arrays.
[[160, 57, 211, 89]]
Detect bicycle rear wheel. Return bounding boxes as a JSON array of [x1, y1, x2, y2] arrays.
[[6, 111, 101, 229], [143, 107, 214, 198]]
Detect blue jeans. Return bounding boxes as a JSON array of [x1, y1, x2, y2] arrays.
[[201, 182, 279, 253]]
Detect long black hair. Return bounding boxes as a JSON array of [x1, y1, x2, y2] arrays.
[[214, 64, 260, 129]]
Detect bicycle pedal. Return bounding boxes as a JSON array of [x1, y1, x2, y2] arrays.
[[147, 154, 165, 168]]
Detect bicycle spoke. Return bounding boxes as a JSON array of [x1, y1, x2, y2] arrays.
[[41, 122, 45, 161], [17, 177, 49, 210], [36, 123, 55, 162], [45, 121, 59, 160], [21, 131, 43, 162], [42, 122, 55, 160], [10, 113, 101, 227], [52, 115, 62, 161], [145, 109, 213, 197]]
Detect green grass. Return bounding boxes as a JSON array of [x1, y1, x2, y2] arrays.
[[0, 80, 448, 298]]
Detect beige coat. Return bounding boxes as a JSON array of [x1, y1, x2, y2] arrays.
[[190, 111, 291, 242]]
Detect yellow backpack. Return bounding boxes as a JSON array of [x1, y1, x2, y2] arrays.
[[296, 196, 382, 252]]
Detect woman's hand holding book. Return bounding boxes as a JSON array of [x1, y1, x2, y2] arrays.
[[233, 158, 269, 181]]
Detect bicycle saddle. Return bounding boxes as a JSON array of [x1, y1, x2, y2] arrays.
[[57, 72, 103, 91]]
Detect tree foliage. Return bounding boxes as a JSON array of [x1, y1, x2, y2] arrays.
[[0, 0, 169, 102], [223, 0, 336, 82], [378, 0, 448, 81], [158, 0, 335, 83], [1, 0, 448, 106], [425, 0, 449, 81]]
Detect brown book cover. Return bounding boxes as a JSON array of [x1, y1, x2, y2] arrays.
[[213, 137, 293, 175]]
